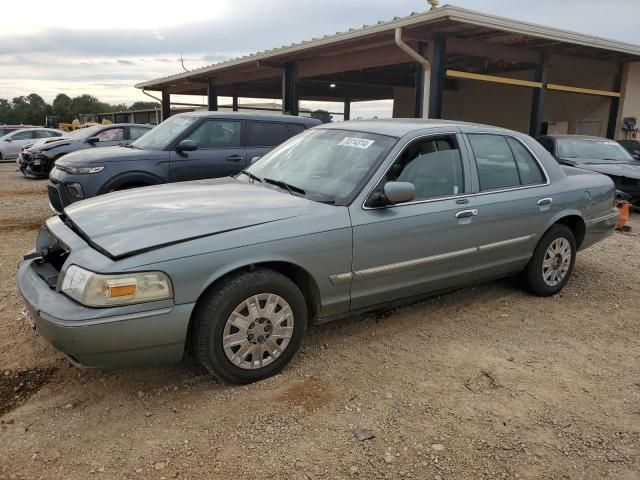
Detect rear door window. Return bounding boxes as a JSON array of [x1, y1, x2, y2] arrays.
[[468, 134, 545, 191], [247, 121, 291, 147]]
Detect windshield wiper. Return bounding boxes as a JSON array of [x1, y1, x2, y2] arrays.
[[263, 177, 306, 196], [238, 170, 262, 183]]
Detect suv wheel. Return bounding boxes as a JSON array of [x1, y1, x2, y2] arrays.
[[193, 268, 307, 384]]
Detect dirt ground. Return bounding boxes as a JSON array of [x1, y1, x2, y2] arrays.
[[0, 162, 638, 480]]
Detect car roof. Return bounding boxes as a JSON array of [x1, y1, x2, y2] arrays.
[[542, 134, 609, 141], [316, 118, 515, 137], [174, 111, 319, 125]]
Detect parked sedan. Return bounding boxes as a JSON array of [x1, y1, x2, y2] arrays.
[[0, 128, 63, 161], [537, 134, 640, 205], [18, 120, 618, 384], [618, 139, 640, 160], [0, 125, 36, 137], [18, 123, 152, 179], [47, 112, 319, 213]]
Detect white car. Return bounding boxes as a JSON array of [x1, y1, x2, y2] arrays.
[[0, 128, 63, 161]]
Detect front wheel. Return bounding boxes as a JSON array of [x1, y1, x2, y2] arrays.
[[521, 225, 576, 297], [193, 268, 307, 384]]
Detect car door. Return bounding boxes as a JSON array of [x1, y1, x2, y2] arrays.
[[460, 132, 556, 279], [348, 132, 479, 310], [245, 120, 296, 164], [4, 130, 35, 157], [170, 118, 246, 181]]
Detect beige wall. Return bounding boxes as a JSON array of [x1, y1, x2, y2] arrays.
[[616, 62, 640, 140]]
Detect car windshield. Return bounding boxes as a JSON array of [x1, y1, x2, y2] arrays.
[[245, 128, 396, 204], [557, 138, 633, 162], [63, 126, 103, 140], [131, 115, 199, 150]]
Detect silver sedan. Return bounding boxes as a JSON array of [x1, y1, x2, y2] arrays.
[[18, 120, 618, 384]]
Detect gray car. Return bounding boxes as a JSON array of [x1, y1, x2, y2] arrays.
[[0, 128, 63, 160], [18, 120, 618, 384]]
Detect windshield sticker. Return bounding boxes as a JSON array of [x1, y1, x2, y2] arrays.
[[338, 137, 375, 149]]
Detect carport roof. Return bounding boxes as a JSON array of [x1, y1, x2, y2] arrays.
[[135, 4, 640, 91]]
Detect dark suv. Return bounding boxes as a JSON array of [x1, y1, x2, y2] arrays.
[[48, 112, 320, 213], [19, 123, 152, 178]]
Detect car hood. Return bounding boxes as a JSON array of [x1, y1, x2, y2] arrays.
[[27, 137, 74, 152], [61, 178, 328, 259], [57, 146, 158, 165], [560, 158, 640, 179]]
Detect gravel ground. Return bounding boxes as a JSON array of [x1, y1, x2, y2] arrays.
[[0, 163, 639, 480]]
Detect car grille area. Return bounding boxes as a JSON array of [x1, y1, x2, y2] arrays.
[[48, 184, 64, 214]]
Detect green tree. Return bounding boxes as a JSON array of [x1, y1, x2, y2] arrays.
[[52, 93, 73, 122], [311, 109, 333, 124], [129, 101, 160, 111], [70, 94, 111, 119], [0, 98, 13, 124]]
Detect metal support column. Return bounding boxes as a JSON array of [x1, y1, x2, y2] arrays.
[[529, 54, 548, 138], [161, 89, 171, 121], [606, 65, 623, 139], [232, 94, 239, 112], [429, 35, 446, 119], [282, 61, 299, 116], [207, 79, 218, 111], [344, 99, 351, 121]]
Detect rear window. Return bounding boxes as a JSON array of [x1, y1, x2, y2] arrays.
[[247, 121, 292, 147]]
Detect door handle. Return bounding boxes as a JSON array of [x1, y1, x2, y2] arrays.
[[537, 198, 553, 206], [226, 155, 244, 162], [455, 209, 478, 219]]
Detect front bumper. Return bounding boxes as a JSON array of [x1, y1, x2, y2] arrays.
[[17, 258, 195, 368]]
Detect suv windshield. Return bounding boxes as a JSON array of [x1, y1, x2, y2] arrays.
[[245, 129, 396, 204], [557, 138, 633, 162], [132, 115, 198, 151]]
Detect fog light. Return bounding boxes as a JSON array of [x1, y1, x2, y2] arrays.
[[66, 182, 84, 199]]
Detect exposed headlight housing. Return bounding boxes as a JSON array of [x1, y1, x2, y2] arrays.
[[61, 265, 173, 307], [56, 165, 104, 175]]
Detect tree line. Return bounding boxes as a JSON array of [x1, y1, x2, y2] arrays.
[[0, 93, 160, 126]]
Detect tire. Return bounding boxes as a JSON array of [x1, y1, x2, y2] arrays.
[[521, 225, 576, 297], [193, 268, 307, 384]]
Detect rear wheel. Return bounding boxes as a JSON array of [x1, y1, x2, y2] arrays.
[[521, 225, 576, 297], [193, 268, 307, 384]]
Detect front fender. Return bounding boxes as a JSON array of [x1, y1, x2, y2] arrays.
[[99, 170, 165, 194]]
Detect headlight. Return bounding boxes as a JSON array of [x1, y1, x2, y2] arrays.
[[61, 265, 173, 307], [56, 165, 104, 174]]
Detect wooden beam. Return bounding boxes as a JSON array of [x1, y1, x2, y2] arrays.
[[446, 69, 542, 88], [546, 83, 621, 97]]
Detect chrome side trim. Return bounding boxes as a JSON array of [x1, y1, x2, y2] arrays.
[[477, 235, 535, 252], [40, 307, 174, 327], [329, 234, 535, 285], [585, 209, 619, 226]]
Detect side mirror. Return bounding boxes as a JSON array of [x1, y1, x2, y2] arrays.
[[176, 139, 197, 152], [384, 181, 416, 204], [87, 136, 100, 144], [4, 138, 12, 142]]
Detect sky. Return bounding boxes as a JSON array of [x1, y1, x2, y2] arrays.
[[1, 0, 638, 119]]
